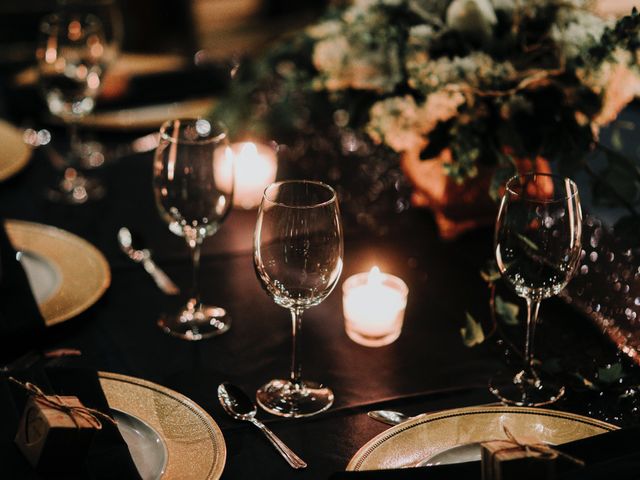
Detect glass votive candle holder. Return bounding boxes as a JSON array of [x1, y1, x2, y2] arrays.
[[214, 141, 278, 209], [342, 266, 409, 347]]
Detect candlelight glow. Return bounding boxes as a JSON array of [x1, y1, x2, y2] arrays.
[[214, 141, 278, 209], [343, 268, 409, 347], [367, 266, 382, 285]]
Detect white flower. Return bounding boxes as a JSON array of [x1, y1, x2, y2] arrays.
[[313, 34, 402, 92], [551, 9, 609, 59], [578, 48, 640, 126], [311, 4, 403, 93], [306, 20, 343, 40], [491, 0, 515, 12], [354, 0, 404, 7], [407, 52, 515, 93], [367, 96, 428, 152], [366, 91, 465, 152], [424, 90, 466, 126], [446, 0, 497, 43]]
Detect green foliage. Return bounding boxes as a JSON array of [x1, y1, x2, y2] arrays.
[[598, 363, 625, 385], [480, 260, 501, 283], [594, 147, 640, 207], [212, 1, 640, 232], [495, 295, 520, 326], [461, 312, 485, 347], [573, 372, 599, 391]]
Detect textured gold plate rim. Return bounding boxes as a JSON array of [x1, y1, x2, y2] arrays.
[[79, 97, 217, 131], [99, 371, 226, 479], [347, 405, 618, 471], [4, 219, 111, 326], [0, 119, 31, 181]]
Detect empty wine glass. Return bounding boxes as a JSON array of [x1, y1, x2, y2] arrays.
[[254, 180, 343, 417], [153, 118, 233, 340], [36, 11, 109, 203], [490, 173, 582, 406], [55, 0, 124, 168]]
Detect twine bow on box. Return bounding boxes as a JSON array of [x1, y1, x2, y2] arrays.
[[489, 425, 585, 467], [9, 376, 117, 430]]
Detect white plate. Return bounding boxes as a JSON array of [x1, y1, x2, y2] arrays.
[[18, 251, 61, 305], [115, 409, 168, 480]]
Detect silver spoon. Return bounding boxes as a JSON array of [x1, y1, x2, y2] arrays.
[[368, 403, 498, 426], [217, 382, 307, 469], [117, 227, 180, 295], [367, 410, 419, 426]]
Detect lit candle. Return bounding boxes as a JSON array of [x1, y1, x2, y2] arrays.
[[342, 266, 408, 347], [215, 142, 278, 209]]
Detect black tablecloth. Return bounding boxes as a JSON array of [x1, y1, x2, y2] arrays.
[[0, 99, 636, 478], [0, 216, 45, 361]]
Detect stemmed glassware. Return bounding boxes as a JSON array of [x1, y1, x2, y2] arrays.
[[254, 180, 343, 417], [153, 118, 234, 340], [490, 173, 582, 406], [36, 10, 110, 203]]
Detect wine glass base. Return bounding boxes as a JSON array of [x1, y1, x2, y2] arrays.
[[256, 379, 334, 418], [157, 304, 230, 341], [489, 371, 565, 407], [47, 168, 106, 204]]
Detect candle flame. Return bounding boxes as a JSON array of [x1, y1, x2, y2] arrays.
[[368, 266, 383, 285], [240, 142, 258, 158]]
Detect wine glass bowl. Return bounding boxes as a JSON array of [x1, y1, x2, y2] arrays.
[[490, 173, 582, 406], [37, 13, 107, 120], [153, 118, 233, 340], [254, 180, 343, 417]]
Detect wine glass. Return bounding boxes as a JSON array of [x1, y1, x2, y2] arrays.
[[490, 173, 582, 406], [36, 11, 109, 203], [254, 180, 344, 417], [153, 118, 233, 340], [56, 0, 124, 168]]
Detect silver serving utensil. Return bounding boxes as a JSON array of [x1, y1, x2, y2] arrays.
[[367, 410, 418, 426], [117, 227, 180, 295], [217, 382, 307, 469], [368, 403, 499, 426]]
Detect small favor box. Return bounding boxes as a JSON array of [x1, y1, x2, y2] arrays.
[[481, 439, 556, 480], [14, 395, 98, 472]]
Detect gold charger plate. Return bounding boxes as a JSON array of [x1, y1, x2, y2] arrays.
[[347, 405, 618, 471], [0, 119, 31, 181], [99, 372, 226, 479], [4, 220, 110, 326], [79, 97, 216, 131]]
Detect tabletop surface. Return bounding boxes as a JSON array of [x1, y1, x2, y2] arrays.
[[0, 75, 635, 479]]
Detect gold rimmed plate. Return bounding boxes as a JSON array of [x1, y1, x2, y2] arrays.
[[347, 405, 618, 471], [79, 97, 216, 131], [99, 372, 226, 479], [0, 120, 31, 181], [4, 220, 110, 326]]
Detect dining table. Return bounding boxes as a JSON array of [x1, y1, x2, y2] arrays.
[[1, 59, 639, 480]]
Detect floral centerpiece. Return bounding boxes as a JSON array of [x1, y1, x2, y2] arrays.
[[216, 0, 640, 238]]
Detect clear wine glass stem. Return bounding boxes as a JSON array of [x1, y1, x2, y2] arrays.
[[69, 121, 82, 160], [289, 308, 303, 389], [520, 297, 542, 385], [188, 237, 203, 307]]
